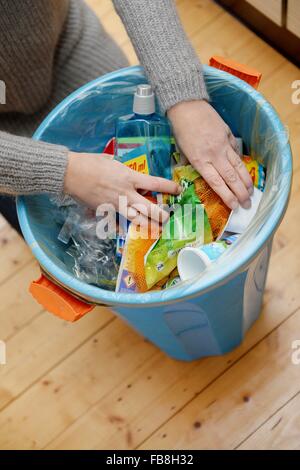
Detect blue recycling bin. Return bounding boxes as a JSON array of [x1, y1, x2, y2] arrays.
[[17, 65, 292, 361]]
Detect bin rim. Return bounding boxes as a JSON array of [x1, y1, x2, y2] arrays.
[[17, 65, 292, 307]]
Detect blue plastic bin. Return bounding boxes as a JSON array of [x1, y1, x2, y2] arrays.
[[17, 65, 292, 361]]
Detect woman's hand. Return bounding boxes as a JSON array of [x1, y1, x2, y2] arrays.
[[168, 100, 253, 210], [64, 152, 181, 225]]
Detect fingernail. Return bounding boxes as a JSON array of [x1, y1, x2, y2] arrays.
[[248, 185, 254, 195], [242, 199, 252, 209], [231, 200, 239, 210]]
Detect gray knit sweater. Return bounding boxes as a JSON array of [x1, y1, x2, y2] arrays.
[[0, 0, 208, 196]]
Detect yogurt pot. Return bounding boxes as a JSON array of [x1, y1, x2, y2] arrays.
[[178, 234, 238, 281]]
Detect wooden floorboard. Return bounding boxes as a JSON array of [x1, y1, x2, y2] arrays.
[[141, 308, 300, 449], [0, 0, 299, 450]]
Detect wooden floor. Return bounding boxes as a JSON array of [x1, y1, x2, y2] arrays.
[[0, 0, 299, 450]]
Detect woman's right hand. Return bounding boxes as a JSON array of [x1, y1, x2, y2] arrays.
[[64, 152, 181, 225]]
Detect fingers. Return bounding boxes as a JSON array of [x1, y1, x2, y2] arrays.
[[134, 172, 181, 195], [127, 207, 138, 219], [130, 212, 161, 238], [215, 151, 252, 208], [130, 192, 170, 224], [227, 134, 253, 194], [227, 147, 254, 194], [119, 199, 165, 238], [199, 162, 239, 210], [118, 204, 136, 222]]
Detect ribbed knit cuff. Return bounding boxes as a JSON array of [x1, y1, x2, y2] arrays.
[[155, 68, 210, 114], [0, 131, 69, 195], [113, 0, 210, 114]]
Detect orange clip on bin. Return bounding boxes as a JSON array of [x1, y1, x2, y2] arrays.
[[29, 56, 262, 322], [30, 274, 94, 322], [209, 56, 262, 88]]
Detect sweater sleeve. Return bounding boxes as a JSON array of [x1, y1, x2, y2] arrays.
[[0, 131, 69, 196], [112, 0, 209, 113]]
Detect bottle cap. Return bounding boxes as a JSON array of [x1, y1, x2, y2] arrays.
[[133, 84, 155, 115]]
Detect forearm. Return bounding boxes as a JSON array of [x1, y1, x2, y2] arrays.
[[112, 0, 209, 113], [0, 131, 68, 195]]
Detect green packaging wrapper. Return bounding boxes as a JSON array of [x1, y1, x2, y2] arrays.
[[145, 182, 213, 290]]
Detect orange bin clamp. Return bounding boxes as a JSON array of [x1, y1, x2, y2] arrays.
[[29, 274, 94, 322], [209, 56, 262, 89]]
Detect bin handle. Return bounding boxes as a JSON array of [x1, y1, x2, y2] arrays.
[[209, 56, 262, 89], [29, 274, 94, 322]]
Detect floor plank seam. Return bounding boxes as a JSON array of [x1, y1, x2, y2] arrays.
[[0, 316, 116, 414], [234, 388, 300, 449], [135, 306, 300, 449], [188, 11, 224, 39], [3, 309, 45, 343], [42, 347, 159, 450], [0, 258, 35, 289]]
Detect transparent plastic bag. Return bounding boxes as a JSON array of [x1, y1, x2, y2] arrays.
[[56, 204, 120, 291]]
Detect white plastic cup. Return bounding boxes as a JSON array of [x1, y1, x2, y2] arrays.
[[178, 234, 238, 281]]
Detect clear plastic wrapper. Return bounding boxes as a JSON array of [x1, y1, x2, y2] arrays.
[[56, 204, 120, 291]]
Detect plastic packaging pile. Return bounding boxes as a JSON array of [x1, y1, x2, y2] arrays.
[[54, 84, 266, 294], [55, 205, 120, 291]]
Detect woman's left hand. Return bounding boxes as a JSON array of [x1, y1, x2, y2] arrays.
[[168, 100, 254, 210]]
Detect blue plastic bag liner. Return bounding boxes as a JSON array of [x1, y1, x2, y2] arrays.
[[17, 65, 292, 360]]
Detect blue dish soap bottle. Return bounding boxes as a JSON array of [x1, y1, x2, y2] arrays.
[[115, 84, 172, 179]]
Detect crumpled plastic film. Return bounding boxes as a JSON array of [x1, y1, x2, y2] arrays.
[[55, 204, 120, 291]]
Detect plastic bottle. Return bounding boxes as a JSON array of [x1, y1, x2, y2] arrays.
[[115, 84, 172, 179]]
